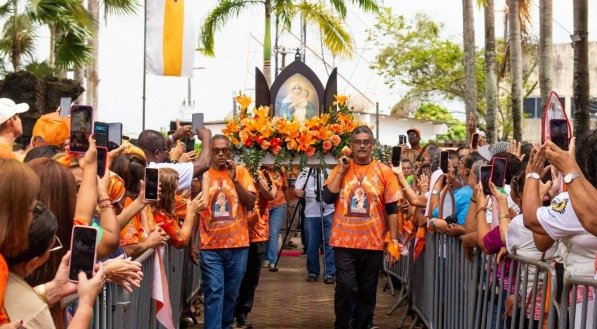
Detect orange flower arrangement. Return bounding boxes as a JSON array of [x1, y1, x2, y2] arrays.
[[223, 93, 361, 174]]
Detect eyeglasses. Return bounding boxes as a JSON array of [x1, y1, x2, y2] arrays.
[[351, 140, 373, 147], [154, 148, 169, 154], [48, 236, 63, 253], [212, 148, 231, 155]]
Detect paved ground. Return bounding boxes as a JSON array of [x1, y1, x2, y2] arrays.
[[190, 239, 413, 329]]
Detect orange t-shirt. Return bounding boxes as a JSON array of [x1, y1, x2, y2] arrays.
[[119, 196, 147, 246], [0, 141, 20, 161], [153, 195, 190, 249], [324, 160, 400, 251], [267, 169, 287, 208], [247, 172, 271, 243], [198, 166, 255, 249], [0, 255, 8, 324]]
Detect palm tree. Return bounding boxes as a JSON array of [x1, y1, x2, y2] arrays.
[[538, 0, 552, 111], [85, 0, 137, 111], [508, 0, 523, 141], [482, 0, 497, 143], [572, 0, 589, 136], [462, 0, 477, 139], [0, 0, 93, 73], [201, 0, 378, 85]]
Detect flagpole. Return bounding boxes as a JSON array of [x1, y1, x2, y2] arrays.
[[142, 0, 147, 131]]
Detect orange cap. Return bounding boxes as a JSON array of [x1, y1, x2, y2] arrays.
[[32, 112, 70, 146]]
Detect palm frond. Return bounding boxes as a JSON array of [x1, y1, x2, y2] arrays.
[[296, 2, 353, 58], [327, 0, 347, 18], [200, 0, 258, 56], [0, 13, 37, 70], [273, 0, 295, 30], [0, 1, 16, 19], [102, 0, 138, 17], [518, 0, 533, 37], [54, 31, 93, 68], [346, 0, 380, 14]]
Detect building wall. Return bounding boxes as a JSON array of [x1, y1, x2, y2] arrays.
[[523, 42, 597, 142]]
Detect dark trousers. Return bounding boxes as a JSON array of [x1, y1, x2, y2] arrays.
[[334, 247, 383, 329], [234, 241, 267, 318]]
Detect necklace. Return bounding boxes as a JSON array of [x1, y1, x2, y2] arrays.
[[352, 162, 372, 186]]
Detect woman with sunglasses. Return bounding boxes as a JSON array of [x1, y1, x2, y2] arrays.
[[4, 204, 105, 329]]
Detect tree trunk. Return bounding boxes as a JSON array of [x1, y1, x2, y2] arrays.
[[484, 0, 497, 143], [263, 0, 272, 86], [572, 0, 589, 136], [86, 0, 100, 117], [508, 0, 523, 141], [73, 66, 86, 100], [539, 0, 553, 112], [462, 0, 477, 139]]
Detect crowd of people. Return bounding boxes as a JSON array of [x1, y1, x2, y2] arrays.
[[0, 95, 596, 329]]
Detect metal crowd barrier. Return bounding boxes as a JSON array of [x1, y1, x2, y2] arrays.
[[384, 231, 596, 329], [65, 244, 202, 329]]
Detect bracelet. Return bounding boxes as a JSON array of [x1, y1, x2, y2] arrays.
[[402, 186, 410, 191], [470, 198, 477, 204], [99, 203, 114, 210], [475, 207, 487, 219], [431, 190, 440, 195], [499, 214, 510, 220], [36, 284, 49, 305], [99, 198, 111, 204]]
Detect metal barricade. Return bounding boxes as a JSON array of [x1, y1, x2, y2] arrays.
[[64, 244, 202, 329], [560, 274, 597, 329], [386, 231, 562, 329]]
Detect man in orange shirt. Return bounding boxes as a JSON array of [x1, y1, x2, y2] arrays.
[[234, 169, 277, 327], [198, 135, 256, 329], [323, 126, 401, 329], [0, 98, 29, 161]]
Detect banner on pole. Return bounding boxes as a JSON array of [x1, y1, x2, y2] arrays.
[[146, 0, 199, 77]]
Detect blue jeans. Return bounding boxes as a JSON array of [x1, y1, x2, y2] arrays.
[[200, 248, 249, 329], [305, 213, 335, 278], [267, 204, 286, 264]]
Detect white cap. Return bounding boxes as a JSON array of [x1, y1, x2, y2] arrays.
[[0, 98, 29, 125]]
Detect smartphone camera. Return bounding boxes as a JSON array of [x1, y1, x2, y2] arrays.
[[69, 105, 93, 153], [69, 225, 98, 282], [391, 146, 402, 167], [480, 165, 492, 196], [145, 168, 159, 200]]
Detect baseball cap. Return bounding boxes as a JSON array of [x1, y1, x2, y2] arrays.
[[0, 98, 29, 125], [407, 128, 420, 137], [32, 112, 70, 146], [478, 141, 509, 161]]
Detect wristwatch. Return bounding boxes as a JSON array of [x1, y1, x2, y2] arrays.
[[563, 172, 581, 184], [525, 172, 540, 180]]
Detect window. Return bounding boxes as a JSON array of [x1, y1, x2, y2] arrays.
[[523, 97, 567, 119]]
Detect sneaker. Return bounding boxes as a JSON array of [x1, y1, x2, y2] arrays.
[[236, 313, 253, 328], [323, 276, 335, 284], [268, 263, 278, 272], [306, 275, 317, 282]]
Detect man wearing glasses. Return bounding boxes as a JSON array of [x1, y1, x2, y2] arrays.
[[323, 126, 401, 329], [197, 134, 256, 329], [137, 127, 211, 191]]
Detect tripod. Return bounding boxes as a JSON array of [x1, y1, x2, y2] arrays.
[[274, 167, 328, 274]]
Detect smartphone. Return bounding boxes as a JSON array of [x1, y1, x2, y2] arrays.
[[145, 168, 159, 200], [490, 157, 507, 188], [60, 97, 72, 117], [549, 119, 569, 151], [93, 121, 109, 148], [471, 133, 479, 149], [480, 165, 492, 196], [391, 146, 402, 167], [68, 225, 98, 282], [183, 137, 195, 152], [108, 122, 123, 148], [440, 151, 449, 174], [399, 135, 407, 145], [69, 105, 93, 153], [192, 113, 204, 132], [96, 146, 108, 178]]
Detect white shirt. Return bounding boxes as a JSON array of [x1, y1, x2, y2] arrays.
[[536, 192, 597, 278], [295, 168, 335, 217], [148, 161, 194, 191], [487, 184, 520, 225]]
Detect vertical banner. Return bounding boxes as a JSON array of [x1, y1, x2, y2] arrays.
[[146, 0, 199, 77]]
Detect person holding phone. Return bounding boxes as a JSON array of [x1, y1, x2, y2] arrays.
[[322, 126, 401, 329], [198, 134, 256, 329], [4, 204, 105, 329], [0, 98, 29, 161], [137, 127, 211, 191], [263, 166, 289, 271]]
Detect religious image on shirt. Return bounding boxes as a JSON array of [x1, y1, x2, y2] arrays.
[[347, 186, 370, 217], [211, 191, 232, 220]]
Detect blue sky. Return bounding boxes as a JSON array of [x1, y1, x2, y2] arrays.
[[89, 0, 596, 136]]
